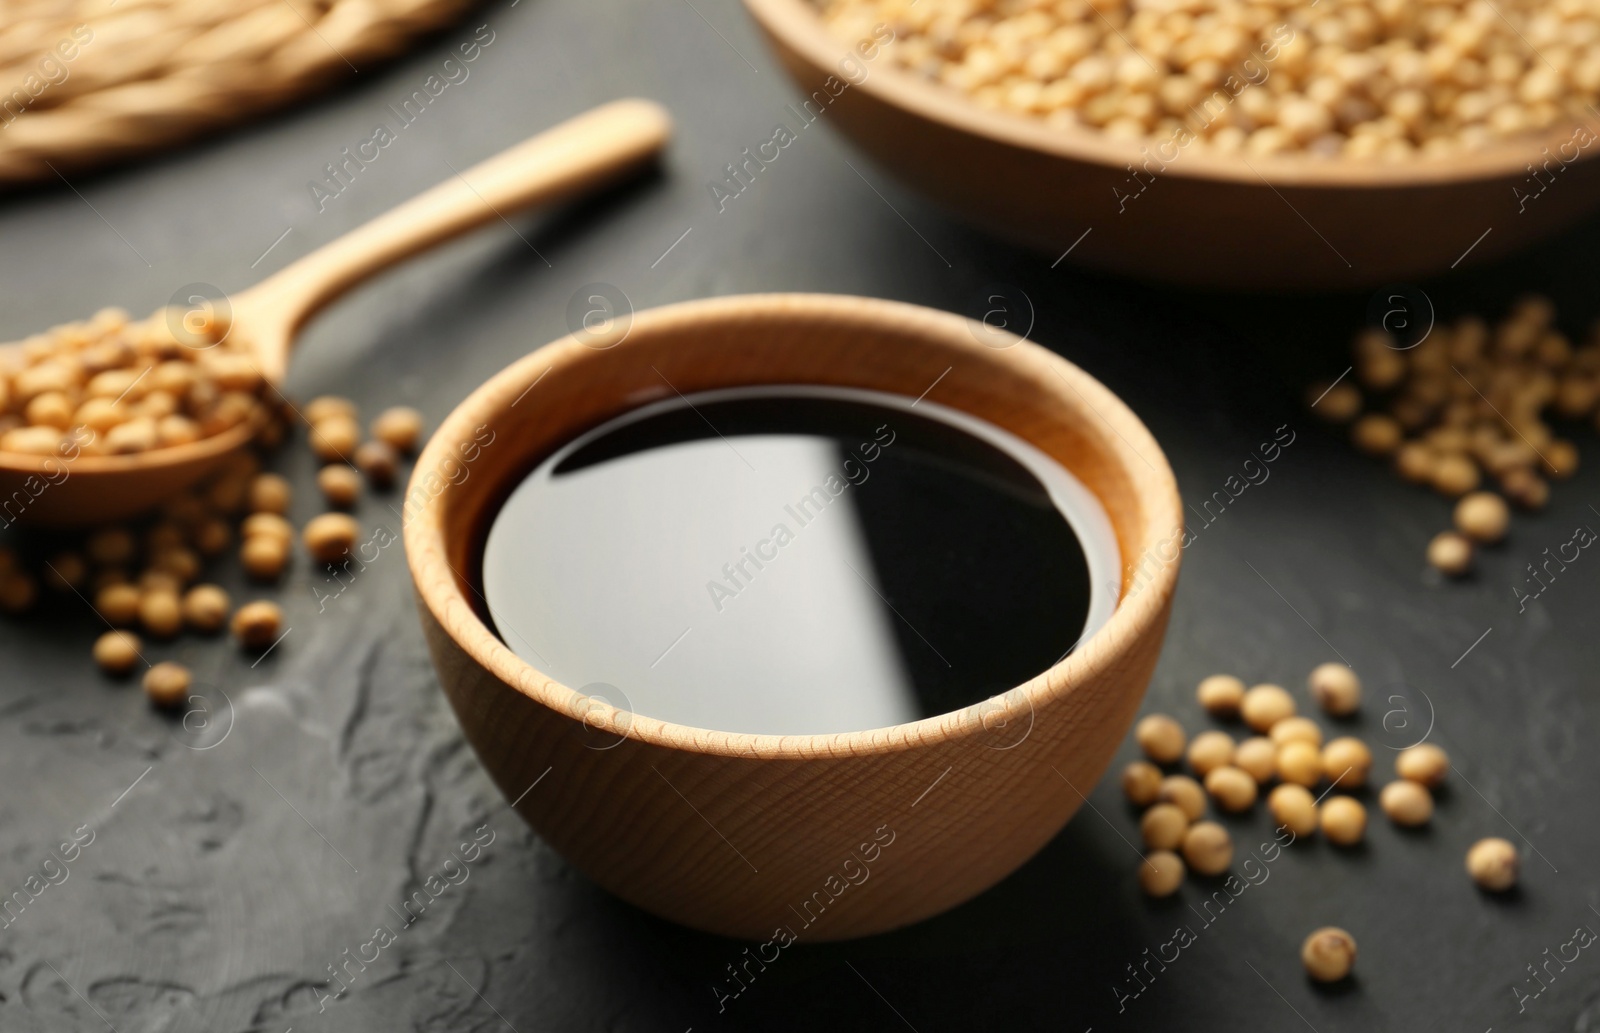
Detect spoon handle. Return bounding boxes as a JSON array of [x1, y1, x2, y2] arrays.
[[235, 98, 672, 381]]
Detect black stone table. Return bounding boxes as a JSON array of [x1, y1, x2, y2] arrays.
[[2, 1, 1598, 1029]]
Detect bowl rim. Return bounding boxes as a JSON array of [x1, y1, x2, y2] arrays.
[[404, 292, 1182, 762], [742, 0, 1599, 189]]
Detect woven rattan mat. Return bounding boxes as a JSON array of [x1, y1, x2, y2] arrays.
[[0, 0, 478, 184]]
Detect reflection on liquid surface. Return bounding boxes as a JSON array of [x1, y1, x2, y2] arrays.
[[481, 387, 1119, 736]]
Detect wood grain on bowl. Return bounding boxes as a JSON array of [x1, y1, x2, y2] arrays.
[[404, 293, 1183, 940], [742, 0, 1600, 289]]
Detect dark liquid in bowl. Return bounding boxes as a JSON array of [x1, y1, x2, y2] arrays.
[[480, 387, 1117, 736]]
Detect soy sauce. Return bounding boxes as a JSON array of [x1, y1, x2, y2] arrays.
[[480, 386, 1119, 736]]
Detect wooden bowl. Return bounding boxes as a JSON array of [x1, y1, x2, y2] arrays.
[[741, 0, 1600, 289], [405, 293, 1181, 940]]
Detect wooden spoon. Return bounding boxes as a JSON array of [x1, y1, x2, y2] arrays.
[[0, 98, 672, 528]]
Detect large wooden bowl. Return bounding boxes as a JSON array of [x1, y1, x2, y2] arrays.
[[742, 0, 1600, 289], [405, 294, 1181, 940]]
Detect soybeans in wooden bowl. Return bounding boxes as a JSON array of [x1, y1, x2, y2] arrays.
[[742, 0, 1600, 288]]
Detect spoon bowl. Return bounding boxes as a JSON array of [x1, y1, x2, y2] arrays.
[[0, 99, 673, 527]]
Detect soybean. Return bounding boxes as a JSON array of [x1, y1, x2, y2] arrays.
[[1240, 684, 1296, 732], [1268, 784, 1318, 839], [309, 416, 360, 462], [1180, 821, 1233, 877], [241, 535, 291, 582], [1140, 803, 1190, 851], [1270, 717, 1324, 748], [1322, 737, 1373, 788], [1427, 530, 1474, 576], [354, 440, 399, 489], [317, 464, 363, 509], [1307, 662, 1361, 716], [1196, 673, 1245, 718], [1203, 766, 1257, 813], [143, 662, 191, 709], [1379, 780, 1433, 827], [372, 406, 423, 454], [1466, 837, 1519, 891], [1454, 491, 1510, 544], [1135, 714, 1186, 765], [1321, 797, 1367, 847], [304, 513, 360, 565], [1121, 761, 1163, 807], [92, 630, 142, 675], [1396, 743, 1450, 788], [248, 473, 292, 515], [1186, 730, 1235, 777], [1138, 851, 1185, 898], [1158, 775, 1207, 822], [139, 590, 183, 639], [231, 600, 283, 650], [1301, 928, 1357, 983], [1233, 737, 1278, 784], [1276, 741, 1323, 788], [181, 584, 231, 634]]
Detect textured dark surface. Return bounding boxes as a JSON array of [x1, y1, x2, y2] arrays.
[[2, 1, 1600, 1030]]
